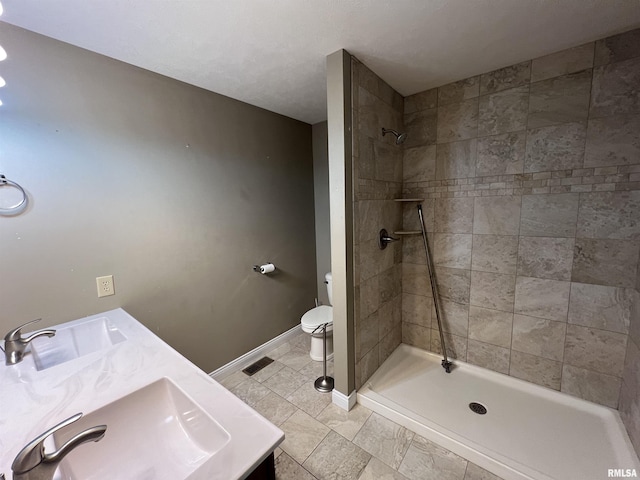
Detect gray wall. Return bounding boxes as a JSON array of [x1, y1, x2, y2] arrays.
[[312, 121, 331, 305], [0, 23, 317, 373], [400, 27, 640, 410]]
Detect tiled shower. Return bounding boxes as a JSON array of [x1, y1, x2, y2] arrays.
[[351, 27, 640, 455]]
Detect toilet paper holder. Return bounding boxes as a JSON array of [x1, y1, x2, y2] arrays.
[[253, 263, 276, 274]]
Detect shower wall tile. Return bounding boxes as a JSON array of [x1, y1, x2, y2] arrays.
[[475, 131, 526, 176], [531, 43, 595, 82], [430, 330, 468, 361], [479, 61, 531, 95], [358, 345, 380, 390], [357, 311, 379, 361], [438, 76, 480, 106], [359, 275, 380, 319], [524, 122, 586, 173], [466, 339, 510, 374], [564, 323, 627, 377], [620, 337, 640, 455], [576, 190, 640, 240], [516, 236, 574, 281], [514, 276, 571, 321], [584, 114, 640, 168], [402, 235, 427, 265], [402, 293, 432, 328], [511, 314, 566, 361], [478, 86, 529, 136], [434, 197, 474, 233], [435, 267, 471, 303], [402, 263, 430, 296], [379, 264, 402, 303], [403, 145, 436, 182], [433, 233, 472, 269], [519, 193, 579, 237], [436, 139, 477, 180], [595, 28, 640, 66], [473, 196, 521, 235], [471, 235, 518, 274], [402, 322, 431, 351], [561, 364, 622, 408], [509, 350, 562, 390], [379, 294, 402, 340], [404, 108, 437, 148], [527, 69, 591, 128], [439, 299, 470, 337], [379, 324, 402, 364], [437, 98, 479, 143], [468, 306, 513, 348], [572, 238, 639, 288], [470, 271, 515, 313], [568, 283, 632, 334], [590, 57, 640, 118], [404, 88, 437, 114]]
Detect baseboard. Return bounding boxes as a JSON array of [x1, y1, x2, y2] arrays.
[[332, 389, 357, 411], [209, 324, 302, 380]]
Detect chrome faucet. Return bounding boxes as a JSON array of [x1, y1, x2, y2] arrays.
[[3, 319, 56, 365], [12, 413, 107, 480]]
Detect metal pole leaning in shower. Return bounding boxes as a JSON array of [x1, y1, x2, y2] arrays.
[[417, 203, 452, 373]]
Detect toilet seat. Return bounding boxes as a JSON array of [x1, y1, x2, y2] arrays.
[[301, 305, 333, 333]]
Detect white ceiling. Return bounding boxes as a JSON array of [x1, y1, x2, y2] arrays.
[[2, 1, 640, 124]]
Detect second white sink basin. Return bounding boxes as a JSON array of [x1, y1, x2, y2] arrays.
[[30, 317, 126, 370], [54, 378, 231, 480]]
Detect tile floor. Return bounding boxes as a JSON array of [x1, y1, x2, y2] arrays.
[[221, 332, 505, 480]]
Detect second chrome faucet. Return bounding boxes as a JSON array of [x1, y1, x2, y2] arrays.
[[3, 319, 56, 366]]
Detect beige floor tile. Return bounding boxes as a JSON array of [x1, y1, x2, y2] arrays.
[[278, 348, 314, 371], [316, 403, 372, 441], [286, 381, 332, 417], [254, 392, 298, 426], [303, 430, 371, 480], [263, 366, 309, 397], [275, 452, 317, 480], [353, 412, 414, 469], [229, 378, 271, 407], [298, 359, 334, 380], [218, 370, 247, 389], [251, 360, 285, 383], [280, 409, 330, 464], [464, 462, 505, 480], [399, 434, 468, 480], [358, 457, 410, 480]]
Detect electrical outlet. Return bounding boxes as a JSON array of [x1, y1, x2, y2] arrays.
[[96, 275, 115, 297]]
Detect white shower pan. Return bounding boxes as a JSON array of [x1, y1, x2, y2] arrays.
[[357, 344, 639, 480]]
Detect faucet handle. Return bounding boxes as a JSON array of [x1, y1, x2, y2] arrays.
[[5, 318, 43, 342], [11, 413, 83, 474]]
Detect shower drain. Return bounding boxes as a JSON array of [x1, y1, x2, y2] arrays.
[[469, 402, 487, 415]]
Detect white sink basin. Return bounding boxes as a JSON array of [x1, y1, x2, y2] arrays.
[[30, 317, 126, 370], [54, 378, 230, 480]]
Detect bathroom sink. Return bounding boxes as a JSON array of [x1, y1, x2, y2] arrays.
[[30, 317, 126, 370], [53, 378, 231, 480]]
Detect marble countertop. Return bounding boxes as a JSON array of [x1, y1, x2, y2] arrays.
[[0, 308, 284, 479]]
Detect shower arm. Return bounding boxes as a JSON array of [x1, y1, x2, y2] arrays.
[[417, 204, 452, 373]]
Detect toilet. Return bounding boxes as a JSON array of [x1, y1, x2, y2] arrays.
[[301, 272, 333, 361]]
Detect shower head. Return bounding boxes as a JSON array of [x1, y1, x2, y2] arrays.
[[382, 128, 407, 145]]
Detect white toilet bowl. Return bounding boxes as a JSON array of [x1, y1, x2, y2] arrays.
[[300, 272, 333, 361], [301, 305, 333, 361]]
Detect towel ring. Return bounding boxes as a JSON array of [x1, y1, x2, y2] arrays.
[[0, 174, 28, 215]]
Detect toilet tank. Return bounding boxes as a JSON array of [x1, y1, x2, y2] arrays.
[[325, 272, 333, 305]]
